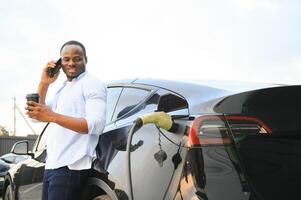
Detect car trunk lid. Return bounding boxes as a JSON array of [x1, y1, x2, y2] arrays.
[[216, 85, 301, 200]]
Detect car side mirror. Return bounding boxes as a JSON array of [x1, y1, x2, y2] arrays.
[[11, 140, 29, 155], [157, 93, 188, 113]]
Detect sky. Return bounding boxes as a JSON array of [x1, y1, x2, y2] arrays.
[[0, 0, 301, 136]]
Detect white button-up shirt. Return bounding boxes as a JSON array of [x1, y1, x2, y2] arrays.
[[45, 71, 107, 170]]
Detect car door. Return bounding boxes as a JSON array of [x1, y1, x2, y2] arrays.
[[17, 124, 47, 200], [102, 86, 189, 200], [126, 89, 189, 200], [97, 86, 154, 174]]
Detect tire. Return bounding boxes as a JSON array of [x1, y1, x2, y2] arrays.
[[4, 184, 13, 200], [92, 194, 111, 200]]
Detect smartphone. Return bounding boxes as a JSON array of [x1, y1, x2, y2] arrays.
[[48, 58, 62, 78]]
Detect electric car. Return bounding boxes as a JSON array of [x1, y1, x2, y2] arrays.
[[2, 78, 301, 200]]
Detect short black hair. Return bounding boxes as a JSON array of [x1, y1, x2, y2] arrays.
[[60, 40, 87, 58]]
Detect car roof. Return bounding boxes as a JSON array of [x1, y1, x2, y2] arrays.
[[108, 78, 287, 114], [135, 78, 287, 113], [134, 78, 283, 93]]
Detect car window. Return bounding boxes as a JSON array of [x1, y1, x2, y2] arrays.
[[115, 92, 161, 126], [112, 87, 151, 121], [106, 87, 123, 123]]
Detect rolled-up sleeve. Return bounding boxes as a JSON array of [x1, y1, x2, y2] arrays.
[[84, 81, 107, 135]]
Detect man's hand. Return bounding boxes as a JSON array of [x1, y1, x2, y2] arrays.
[[25, 101, 55, 122], [41, 60, 60, 85]]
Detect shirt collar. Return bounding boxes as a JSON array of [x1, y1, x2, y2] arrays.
[[65, 71, 88, 84]]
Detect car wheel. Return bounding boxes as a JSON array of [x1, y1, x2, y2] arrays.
[[92, 194, 111, 200], [4, 184, 13, 200]]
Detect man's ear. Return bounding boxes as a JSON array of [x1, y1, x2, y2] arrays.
[[85, 56, 88, 64]]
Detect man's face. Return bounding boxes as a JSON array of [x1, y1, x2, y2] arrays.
[[60, 44, 87, 81]]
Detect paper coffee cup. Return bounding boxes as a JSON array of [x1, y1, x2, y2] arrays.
[[26, 93, 39, 103]]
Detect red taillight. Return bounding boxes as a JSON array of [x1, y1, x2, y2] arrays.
[[187, 115, 230, 146], [187, 115, 272, 146]]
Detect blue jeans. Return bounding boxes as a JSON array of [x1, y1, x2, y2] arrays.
[[42, 167, 90, 200]]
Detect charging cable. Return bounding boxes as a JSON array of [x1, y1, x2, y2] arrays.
[[126, 112, 179, 200]]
